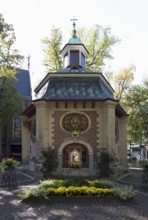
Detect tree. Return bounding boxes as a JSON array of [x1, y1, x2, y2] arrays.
[[124, 82, 148, 146], [77, 25, 119, 71], [41, 26, 62, 72], [42, 25, 119, 72], [113, 65, 135, 101], [0, 14, 23, 159]]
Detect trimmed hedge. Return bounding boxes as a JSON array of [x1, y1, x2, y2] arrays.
[[39, 179, 114, 189], [47, 186, 112, 197]]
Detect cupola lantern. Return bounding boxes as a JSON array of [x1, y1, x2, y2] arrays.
[[60, 18, 89, 69]]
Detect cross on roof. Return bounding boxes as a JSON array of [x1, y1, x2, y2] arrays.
[[70, 17, 78, 38]]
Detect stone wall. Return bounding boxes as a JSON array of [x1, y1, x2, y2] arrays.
[[52, 110, 98, 157]]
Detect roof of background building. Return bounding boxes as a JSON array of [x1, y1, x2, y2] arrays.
[[15, 69, 32, 97]]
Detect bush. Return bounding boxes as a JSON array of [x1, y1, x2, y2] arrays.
[[36, 146, 57, 177], [20, 188, 48, 200], [39, 179, 64, 189], [20, 180, 136, 201], [39, 179, 114, 189], [139, 159, 148, 169], [63, 179, 90, 187], [98, 152, 114, 178], [0, 157, 19, 172], [111, 185, 136, 200], [92, 180, 114, 189], [46, 186, 112, 197]]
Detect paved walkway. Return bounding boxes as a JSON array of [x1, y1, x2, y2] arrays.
[[0, 168, 148, 220]]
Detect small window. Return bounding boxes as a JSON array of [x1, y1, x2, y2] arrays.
[[81, 53, 85, 68], [70, 51, 79, 66]]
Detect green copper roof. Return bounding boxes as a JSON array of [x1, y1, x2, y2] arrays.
[[68, 37, 81, 44]]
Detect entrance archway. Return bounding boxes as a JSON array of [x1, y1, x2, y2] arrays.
[[58, 139, 93, 176], [63, 143, 89, 168]]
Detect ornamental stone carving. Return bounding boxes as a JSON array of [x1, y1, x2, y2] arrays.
[[62, 112, 89, 133]]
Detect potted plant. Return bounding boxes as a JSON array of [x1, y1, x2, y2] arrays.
[[0, 157, 19, 172]]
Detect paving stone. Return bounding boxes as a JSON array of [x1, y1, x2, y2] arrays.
[[0, 168, 147, 220]]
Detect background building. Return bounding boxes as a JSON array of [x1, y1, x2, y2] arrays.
[[1, 69, 32, 160]]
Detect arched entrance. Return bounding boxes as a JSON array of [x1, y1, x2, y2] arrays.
[[63, 143, 89, 168], [58, 139, 93, 176]]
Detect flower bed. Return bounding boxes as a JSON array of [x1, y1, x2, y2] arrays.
[[20, 179, 137, 202]]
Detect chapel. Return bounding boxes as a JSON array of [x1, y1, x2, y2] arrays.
[[22, 21, 128, 177]]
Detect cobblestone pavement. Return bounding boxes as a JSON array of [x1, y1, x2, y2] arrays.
[[0, 168, 148, 220]]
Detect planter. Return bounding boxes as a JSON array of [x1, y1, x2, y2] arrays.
[[0, 157, 19, 173], [22, 195, 135, 205]]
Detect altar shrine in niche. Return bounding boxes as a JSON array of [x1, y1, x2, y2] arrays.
[[22, 21, 128, 177]]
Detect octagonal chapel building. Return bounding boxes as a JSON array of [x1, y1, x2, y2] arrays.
[[22, 24, 128, 177]]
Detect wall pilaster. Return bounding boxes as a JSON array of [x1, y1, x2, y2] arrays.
[[34, 101, 49, 159], [101, 100, 116, 157], [22, 122, 30, 164]]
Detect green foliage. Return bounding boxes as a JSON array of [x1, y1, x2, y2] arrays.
[[20, 180, 136, 201], [0, 157, 19, 172], [21, 185, 113, 200], [39, 179, 114, 189], [0, 14, 23, 69], [41, 26, 62, 72], [112, 186, 136, 200], [124, 82, 148, 144], [113, 65, 135, 101], [47, 186, 112, 197], [0, 14, 24, 157], [139, 159, 148, 169], [62, 179, 90, 187], [39, 179, 64, 189], [36, 146, 57, 177], [0, 78, 23, 124], [91, 180, 114, 189], [42, 25, 119, 72], [20, 188, 48, 200], [77, 25, 119, 71], [98, 152, 114, 178]]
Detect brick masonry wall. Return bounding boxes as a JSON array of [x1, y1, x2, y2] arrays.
[[52, 110, 99, 158]]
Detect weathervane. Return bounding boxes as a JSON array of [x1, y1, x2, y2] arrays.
[[70, 17, 77, 38]]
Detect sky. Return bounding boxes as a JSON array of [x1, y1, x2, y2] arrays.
[[1, 0, 148, 90]]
